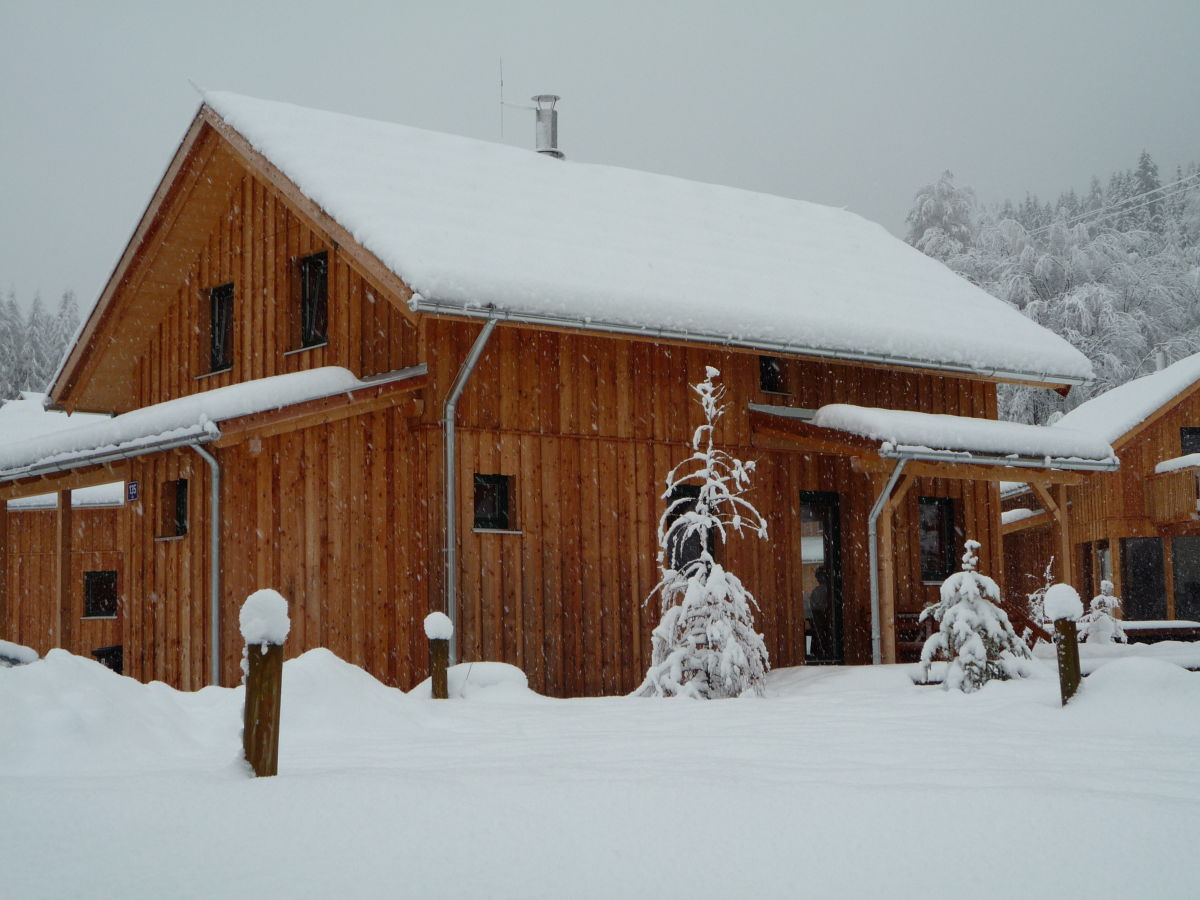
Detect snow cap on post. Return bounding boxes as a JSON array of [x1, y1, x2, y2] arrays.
[[424, 611, 454, 641], [240, 589, 291, 646], [1043, 583, 1083, 622]]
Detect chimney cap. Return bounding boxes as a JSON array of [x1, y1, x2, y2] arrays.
[[531, 94, 560, 108]]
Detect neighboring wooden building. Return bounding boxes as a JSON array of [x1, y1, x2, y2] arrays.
[[0, 93, 1111, 694], [1003, 355, 1200, 627]]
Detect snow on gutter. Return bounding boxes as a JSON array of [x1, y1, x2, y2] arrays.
[[409, 297, 1089, 387]]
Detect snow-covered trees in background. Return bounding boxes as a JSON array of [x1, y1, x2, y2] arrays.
[[638, 367, 770, 699], [920, 540, 1031, 692], [1077, 580, 1128, 644], [905, 157, 1200, 424], [0, 289, 79, 402]]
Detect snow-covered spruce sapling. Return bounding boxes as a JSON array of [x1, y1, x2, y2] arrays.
[[637, 366, 770, 699], [1077, 580, 1128, 644], [919, 541, 1031, 692], [1025, 557, 1055, 624]]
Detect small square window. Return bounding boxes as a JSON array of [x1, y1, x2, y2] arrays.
[[207, 282, 234, 372], [759, 355, 788, 394], [474, 474, 512, 530], [1181, 428, 1200, 456], [84, 570, 118, 618], [298, 252, 328, 348], [160, 479, 188, 537], [919, 497, 955, 581]]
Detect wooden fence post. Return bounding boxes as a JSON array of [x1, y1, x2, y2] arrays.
[[240, 590, 291, 777], [424, 612, 453, 699], [1044, 583, 1083, 707]]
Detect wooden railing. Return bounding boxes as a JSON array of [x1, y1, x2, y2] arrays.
[[1145, 470, 1199, 525]]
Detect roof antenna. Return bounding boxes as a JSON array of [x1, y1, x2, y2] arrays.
[[499, 57, 504, 139], [186, 77, 205, 99]]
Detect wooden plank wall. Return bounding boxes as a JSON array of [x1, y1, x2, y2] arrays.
[[130, 167, 418, 410], [3, 506, 123, 659]]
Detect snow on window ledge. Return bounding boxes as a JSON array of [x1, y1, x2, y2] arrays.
[[472, 528, 523, 535], [193, 367, 233, 381], [283, 341, 329, 357]]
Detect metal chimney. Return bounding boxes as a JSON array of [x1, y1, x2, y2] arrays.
[[531, 94, 564, 159], [1155, 347, 1168, 370]]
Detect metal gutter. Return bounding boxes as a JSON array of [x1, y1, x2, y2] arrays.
[[0, 430, 218, 486], [409, 297, 1090, 387], [443, 314, 500, 665], [867, 460, 907, 666], [190, 443, 222, 686], [878, 446, 1119, 472]]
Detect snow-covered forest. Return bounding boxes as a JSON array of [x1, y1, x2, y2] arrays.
[[905, 153, 1200, 424], [0, 291, 80, 402]]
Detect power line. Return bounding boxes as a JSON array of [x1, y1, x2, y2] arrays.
[[1027, 170, 1200, 237]]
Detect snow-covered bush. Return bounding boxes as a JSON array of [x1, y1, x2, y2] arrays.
[[1025, 558, 1055, 623], [1077, 580, 1128, 644], [920, 540, 1031, 692], [637, 367, 770, 699]]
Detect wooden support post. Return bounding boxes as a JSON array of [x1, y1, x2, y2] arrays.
[[55, 489, 72, 648], [430, 637, 449, 700], [243, 641, 284, 777], [0, 498, 7, 636], [878, 474, 915, 665], [1053, 619, 1082, 706], [1029, 481, 1071, 585], [1054, 484, 1072, 585]]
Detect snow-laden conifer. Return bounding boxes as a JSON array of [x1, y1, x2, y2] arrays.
[[1024, 557, 1055, 625], [637, 367, 770, 698], [1077, 580, 1128, 644], [920, 540, 1031, 692]]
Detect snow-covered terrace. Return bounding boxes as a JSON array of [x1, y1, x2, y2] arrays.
[[0, 366, 425, 486]]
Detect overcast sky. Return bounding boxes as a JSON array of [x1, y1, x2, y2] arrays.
[[2, 0, 1198, 313]]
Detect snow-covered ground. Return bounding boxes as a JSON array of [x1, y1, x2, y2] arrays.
[[3, 650, 1198, 899]]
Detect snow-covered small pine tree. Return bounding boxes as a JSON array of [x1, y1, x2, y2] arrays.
[[637, 366, 770, 699], [1025, 557, 1055, 623], [920, 540, 1031, 692], [1077, 580, 1128, 644]]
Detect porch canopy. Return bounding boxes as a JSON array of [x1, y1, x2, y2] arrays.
[[749, 402, 1119, 664]]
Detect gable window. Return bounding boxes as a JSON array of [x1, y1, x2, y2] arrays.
[[919, 497, 955, 581], [208, 282, 234, 372], [474, 474, 513, 530], [663, 483, 715, 571], [298, 252, 329, 348], [759, 355, 788, 394], [83, 570, 118, 618], [1181, 428, 1200, 456], [160, 479, 188, 538]]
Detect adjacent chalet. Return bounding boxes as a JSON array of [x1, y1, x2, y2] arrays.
[[1003, 355, 1200, 636], [0, 93, 1114, 695]]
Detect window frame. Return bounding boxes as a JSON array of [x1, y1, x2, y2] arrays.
[[159, 478, 189, 538], [83, 569, 119, 619], [297, 251, 329, 349], [758, 355, 789, 395], [663, 483, 715, 572], [207, 282, 234, 373], [1181, 427, 1200, 456], [473, 474, 514, 531], [918, 496, 956, 582]]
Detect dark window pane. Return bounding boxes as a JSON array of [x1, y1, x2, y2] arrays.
[[1182, 428, 1200, 456], [161, 479, 188, 537], [759, 355, 787, 393], [1172, 536, 1200, 620], [92, 645, 123, 675], [919, 497, 954, 580], [473, 474, 510, 530], [84, 570, 118, 617], [300, 252, 328, 347], [1120, 537, 1166, 619], [209, 283, 234, 371], [664, 484, 714, 571], [175, 479, 188, 536]]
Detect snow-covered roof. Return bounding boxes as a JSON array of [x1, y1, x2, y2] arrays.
[[0, 367, 422, 482], [202, 91, 1093, 385], [1154, 453, 1200, 475], [1056, 353, 1200, 444], [753, 403, 1117, 469]]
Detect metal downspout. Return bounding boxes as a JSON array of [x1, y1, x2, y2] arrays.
[[190, 443, 222, 685], [867, 459, 907, 666], [443, 315, 500, 665]]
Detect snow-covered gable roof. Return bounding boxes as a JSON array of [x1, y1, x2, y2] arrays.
[[0, 367, 421, 482], [202, 91, 1093, 386], [1055, 353, 1200, 445]]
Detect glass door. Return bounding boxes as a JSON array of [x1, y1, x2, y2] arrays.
[[800, 491, 843, 664]]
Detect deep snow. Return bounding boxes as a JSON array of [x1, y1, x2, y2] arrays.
[[2, 649, 1198, 899]]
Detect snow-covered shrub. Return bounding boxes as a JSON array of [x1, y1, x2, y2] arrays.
[[920, 540, 1031, 692], [1077, 580, 1128, 644], [1025, 558, 1055, 623], [637, 367, 770, 699]]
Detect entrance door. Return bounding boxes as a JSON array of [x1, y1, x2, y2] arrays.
[[800, 491, 843, 664], [1120, 537, 1166, 620]]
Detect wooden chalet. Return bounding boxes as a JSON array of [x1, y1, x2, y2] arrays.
[[0, 93, 1113, 694], [1003, 355, 1200, 633]]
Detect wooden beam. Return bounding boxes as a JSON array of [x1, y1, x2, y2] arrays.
[[1054, 484, 1073, 586], [0, 500, 7, 638], [55, 490, 72, 649], [1000, 510, 1051, 535], [0, 462, 130, 502]]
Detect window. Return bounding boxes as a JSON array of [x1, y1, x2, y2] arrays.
[[918, 497, 955, 581], [759, 355, 788, 394], [1182, 427, 1200, 456], [663, 484, 714, 571], [92, 645, 123, 675], [298, 252, 328, 348], [207, 282, 234, 372], [160, 479, 188, 537], [473, 474, 512, 530], [84, 570, 118, 618]]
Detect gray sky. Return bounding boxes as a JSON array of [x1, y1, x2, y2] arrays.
[[2, 0, 1198, 314]]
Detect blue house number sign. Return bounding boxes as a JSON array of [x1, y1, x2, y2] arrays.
[[126, 481, 140, 502]]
